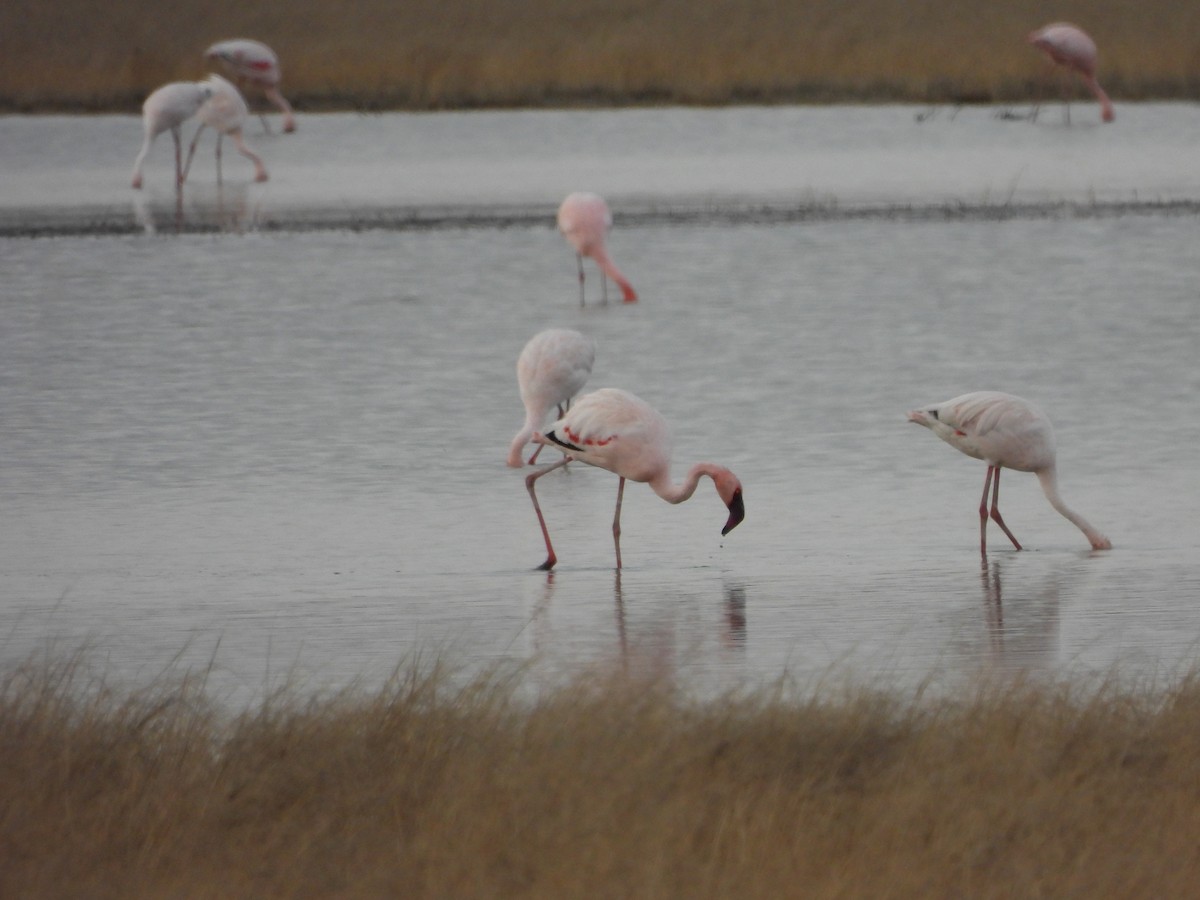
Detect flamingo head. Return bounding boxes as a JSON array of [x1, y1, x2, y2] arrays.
[[908, 406, 954, 441], [712, 469, 745, 535]]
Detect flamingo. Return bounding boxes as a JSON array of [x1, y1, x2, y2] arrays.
[[907, 391, 1112, 554], [525, 388, 745, 570], [204, 38, 296, 133], [508, 328, 596, 468], [1028, 23, 1115, 124], [182, 74, 269, 185], [557, 192, 638, 305], [130, 81, 214, 190]]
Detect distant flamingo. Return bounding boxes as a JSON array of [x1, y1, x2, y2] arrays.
[[1028, 23, 1114, 124], [508, 328, 596, 468], [525, 388, 745, 570], [557, 192, 638, 305], [182, 74, 269, 185], [205, 38, 296, 133], [907, 391, 1112, 554], [130, 81, 214, 190]]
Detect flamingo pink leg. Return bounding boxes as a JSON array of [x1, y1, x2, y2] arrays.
[[526, 458, 571, 570], [612, 476, 625, 570], [979, 465, 1022, 555], [575, 254, 586, 306], [172, 128, 184, 188]]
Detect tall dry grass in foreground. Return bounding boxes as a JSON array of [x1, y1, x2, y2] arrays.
[[3, 0, 1200, 111], [2, 657, 1200, 898]]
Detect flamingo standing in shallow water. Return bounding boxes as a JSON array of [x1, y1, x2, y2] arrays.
[[907, 391, 1112, 554], [1028, 23, 1114, 124], [557, 192, 638, 305], [182, 75, 269, 185], [508, 328, 596, 467], [205, 38, 296, 133], [525, 388, 744, 570], [130, 81, 214, 189]]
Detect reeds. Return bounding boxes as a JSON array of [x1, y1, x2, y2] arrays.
[[3, 0, 1200, 111], [3, 653, 1200, 897]]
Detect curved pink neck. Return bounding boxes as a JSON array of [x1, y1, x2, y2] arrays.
[[1083, 75, 1115, 122], [593, 250, 638, 302], [1036, 468, 1110, 548], [649, 463, 722, 505]]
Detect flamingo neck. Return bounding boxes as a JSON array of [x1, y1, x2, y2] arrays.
[[649, 463, 719, 505], [507, 423, 534, 468], [1084, 76, 1115, 122], [1036, 468, 1110, 548], [592, 250, 637, 302]]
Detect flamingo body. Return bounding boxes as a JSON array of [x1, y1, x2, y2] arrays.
[[205, 38, 296, 132], [1028, 23, 1114, 123], [130, 81, 213, 189], [557, 192, 637, 304], [525, 388, 744, 570], [508, 329, 595, 468], [908, 391, 1111, 553], [183, 74, 269, 184]]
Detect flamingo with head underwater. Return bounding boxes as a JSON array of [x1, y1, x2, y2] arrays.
[[131, 81, 214, 189], [908, 391, 1112, 554], [205, 38, 296, 133], [524, 388, 744, 570], [557, 192, 638, 305], [508, 328, 596, 468], [182, 74, 269, 184], [1028, 23, 1114, 124]]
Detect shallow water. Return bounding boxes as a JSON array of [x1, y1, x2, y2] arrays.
[[2, 105, 1199, 706]]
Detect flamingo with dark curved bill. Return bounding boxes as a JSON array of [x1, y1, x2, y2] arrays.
[[182, 74, 269, 185], [908, 391, 1112, 554], [205, 38, 296, 133], [525, 388, 745, 570], [1028, 23, 1114, 123], [131, 81, 214, 189], [508, 328, 595, 468], [557, 192, 638, 305]]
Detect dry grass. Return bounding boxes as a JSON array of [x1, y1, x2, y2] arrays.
[[3, 0, 1200, 112], [3, 653, 1200, 898]]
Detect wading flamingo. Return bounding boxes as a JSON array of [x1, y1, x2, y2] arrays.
[[907, 391, 1111, 554], [182, 74, 269, 185], [130, 81, 214, 189], [205, 38, 296, 133], [525, 388, 745, 570], [1028, 23, 1114, 124], [557, 192, 638, 305], [508, 328, 596, 467]]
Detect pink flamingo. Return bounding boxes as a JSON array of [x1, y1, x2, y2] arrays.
[[508, 328, 596, 468], [182, 74, 269, 185], [907, 391, 1112, 554], [1028, 23, 1115, 124], [205, 39, 296, 133], [557, 192, 638, 305], [130, 81, 214, 189], [525, 388, 745, 570]]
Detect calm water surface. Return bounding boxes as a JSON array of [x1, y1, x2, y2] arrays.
[[2, 106, 1199, 706]]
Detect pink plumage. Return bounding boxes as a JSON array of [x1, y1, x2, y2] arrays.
[[557, 192, 638, 305], [205, 39, 296, 133], [131, 81, 214, 189], [908, 391, 1111, 554], [508, 328, 595, 468], [182, 74, 269, 185], [1028, 23, 1114, 123], [524, 388, 744, 570]]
